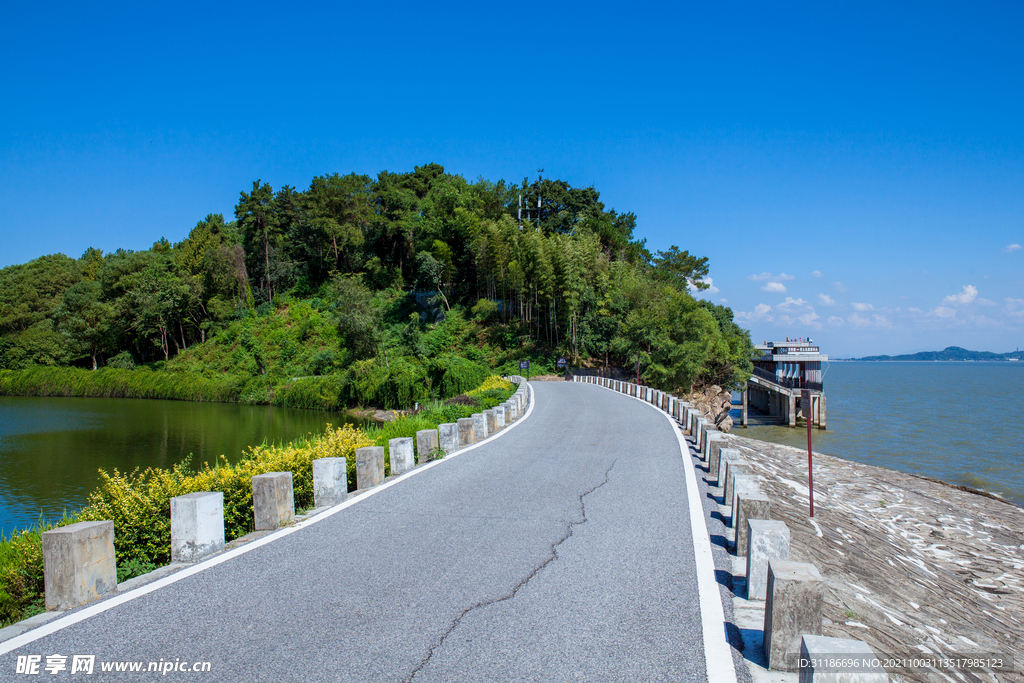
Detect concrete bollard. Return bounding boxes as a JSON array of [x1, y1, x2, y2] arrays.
[[484, 409, 497, 434], [731, 474, 762, 520], [506, 401, 518, 421], [799, 635, 888, 683], [706, 433, 727, 478], [716, 446, 741, 489], [472, 413, 488, 440], [416, 429, 439, 462], [764, 560, 824, 671], [457, 417, 476, 446], [171, 492, 225, 563], [312, 457, 348, 507], [252, 472, 295, 530], [356, 447, 384, 490], [494, 405, 506, 429], [734, 491, 769, 554], [438, 423, 459, 456], [42, 521, 117, 611], [390, 437, 415, 475], [746, 519, 790, 600], [723, 457, 750, 503]]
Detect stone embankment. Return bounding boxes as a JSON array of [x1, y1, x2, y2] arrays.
[[721, 432, 1024, 683]]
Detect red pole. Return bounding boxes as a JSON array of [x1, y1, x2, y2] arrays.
[[805, 389, 814, 517]]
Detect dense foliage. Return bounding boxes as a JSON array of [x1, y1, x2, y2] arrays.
[[0, 164, 752, 398]]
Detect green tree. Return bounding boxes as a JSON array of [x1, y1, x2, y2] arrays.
[[52, 281, 114, 370]]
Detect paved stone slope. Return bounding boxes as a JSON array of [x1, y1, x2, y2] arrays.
[[716, 432, 1024, 683], [1, 382, 710, 682]]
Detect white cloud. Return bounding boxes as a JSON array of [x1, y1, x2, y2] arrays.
[[827, 316, 844, 326], [942, 285, 978, 306], [976, 298, 997, 307], [761, 282, 787, 293], [930, 306, 957, 318], [850, 302, 874, 312], [688, 277, 719, 294], [817, 293, 835, 306], [1005, 243, 1022, 253], [833, 281, 848, 293], [748, 272, 795, 281], [810, 270, 822, 278], [719, 298, 728, 304], [776, 297, 808, 310], [1006, 298, 1024, 317], [736, 303, 773, 322], [849, 313, 893, 328]]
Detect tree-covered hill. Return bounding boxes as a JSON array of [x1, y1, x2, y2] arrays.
[[0, 164, 753, 405], [854, 346, 1024, 361]]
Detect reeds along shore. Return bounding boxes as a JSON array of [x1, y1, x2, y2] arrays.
[[0, 356, 494, 411], [0, 375, 516, 629]]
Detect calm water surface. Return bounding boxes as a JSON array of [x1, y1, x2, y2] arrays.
[[0, 397, 365, 538], [738, 361, 1024, 506]]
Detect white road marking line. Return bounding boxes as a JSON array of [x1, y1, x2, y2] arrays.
[[586, 381, 738, 683]]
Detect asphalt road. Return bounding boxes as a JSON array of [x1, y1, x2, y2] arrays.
[[1, 382, 711, 682]]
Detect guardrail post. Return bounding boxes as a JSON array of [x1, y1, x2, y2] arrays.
[[42, 521, 117, 611], [416, 429, 439, 462], [252, 472, 295, 530], [313, 457, 348, 506], [764, 560, 824, 671], [457, 417, 476, 446], [390, 437, 415, 475], [438, 423, 459, 455], [734, 492, 769, 554], [356, 447, 384, 490], [746, 519, 790, 600], [171, 491, 225, 562]]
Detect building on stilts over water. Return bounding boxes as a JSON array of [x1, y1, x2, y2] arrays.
[[740, 338, 827, 429]]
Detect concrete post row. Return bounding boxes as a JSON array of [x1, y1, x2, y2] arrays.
[[763, 560, 824, 671], [171, 491, 225, 563], [494, 406, 506, 429], [42, 521, 117, 611], [253, 472, 295, 530]]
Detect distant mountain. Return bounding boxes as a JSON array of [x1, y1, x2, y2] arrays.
[[854, 346, 1024, 361]]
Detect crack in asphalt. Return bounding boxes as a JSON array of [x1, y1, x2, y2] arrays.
[[403, 458, 618, 682]]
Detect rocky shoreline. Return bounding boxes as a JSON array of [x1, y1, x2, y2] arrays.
[[715, 431, 1024, 682]]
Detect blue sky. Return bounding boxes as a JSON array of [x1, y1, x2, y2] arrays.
[[2, 1, 1022, 356]]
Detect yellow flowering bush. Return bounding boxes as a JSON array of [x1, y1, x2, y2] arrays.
[[78, 424, 372, 566], [467, 375, 515, 396]]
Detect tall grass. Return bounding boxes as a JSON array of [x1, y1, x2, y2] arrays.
[[0, 367, 243, 402]]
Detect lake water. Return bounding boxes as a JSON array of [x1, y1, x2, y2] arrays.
[[0, 397, 365, 538], [736, 361, 1024, 507]]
